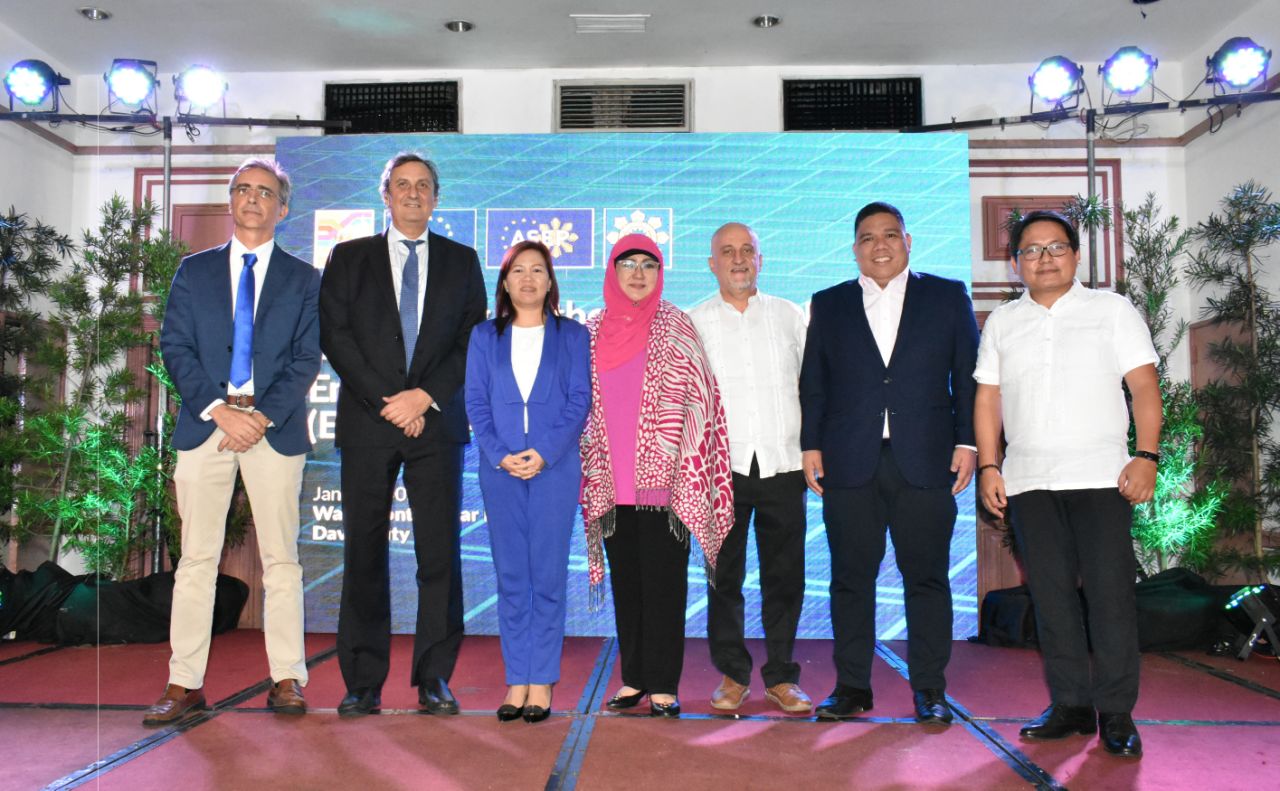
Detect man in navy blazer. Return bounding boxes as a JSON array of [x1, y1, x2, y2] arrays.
[[145, 159, 321, 726], [800, 202, 978, 725], [320, 152, 486, 717]]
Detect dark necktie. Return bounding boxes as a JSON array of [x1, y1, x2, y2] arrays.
[[400, 240, 422, 367], [229, 252, 256, 387]]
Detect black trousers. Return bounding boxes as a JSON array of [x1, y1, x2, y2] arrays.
[[823, 444, 956, 691], [336, 440, 465, 693], [604, 506, 691, 695], [1009, 487, 1140, 713], [707, 458, 807, 687]]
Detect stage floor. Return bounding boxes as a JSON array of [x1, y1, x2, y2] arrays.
[[1, 633, 1276, 790]]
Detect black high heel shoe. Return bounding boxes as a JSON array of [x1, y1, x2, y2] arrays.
[[650, 697, 681, 718], [606, 689, 648, 709], [496, 704, 524, 722], [523, 704, 550, 723]]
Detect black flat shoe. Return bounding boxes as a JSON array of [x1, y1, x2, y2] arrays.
[[337, 689, 381, 718], [1019, 704, 1096, 740], [523, 705, 550, 723], [606, 689, 647, 709], [650, 698, 681, 718], [815, 685, 874, 720], [1098, 712, 1143, 758], [496, 704, 524, 722]]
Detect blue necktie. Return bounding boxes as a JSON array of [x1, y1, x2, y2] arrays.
[[400, 240, 422, 367], [229, 252, 256, 388]]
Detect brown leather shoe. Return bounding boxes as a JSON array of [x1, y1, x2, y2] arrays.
[[142, 684, 206, 727], [268, 679, 307, 715], [710, 675, 750, 710], [766, 683, 813, 713]]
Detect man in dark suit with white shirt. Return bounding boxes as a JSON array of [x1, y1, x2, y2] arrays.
[[320, 152, 486, 717], [800, 201, 978, 724]]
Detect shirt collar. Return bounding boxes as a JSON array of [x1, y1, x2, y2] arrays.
[[717, 290, 762, 311], [389, 224, 429, 246], [230, 235, 274, 264], [859, 266, 910, 295], [1017, 278, 1086, 311]]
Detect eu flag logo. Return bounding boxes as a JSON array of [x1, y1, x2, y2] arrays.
[[485, 208, 595, 269]]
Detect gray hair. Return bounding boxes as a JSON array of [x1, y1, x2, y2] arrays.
[[231, 158, 292, 207], [380, 152, 441, 198]]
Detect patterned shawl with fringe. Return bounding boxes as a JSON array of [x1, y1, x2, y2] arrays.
[[580, 299, 734, 604]]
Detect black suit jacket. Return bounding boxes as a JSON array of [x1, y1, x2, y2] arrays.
[[799, 271, 978, 489], [319, 231, 486, 447]]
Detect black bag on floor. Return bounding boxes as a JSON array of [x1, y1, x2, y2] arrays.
[[972, 584, 1038, 647], [1135, 568, 1232, 652]]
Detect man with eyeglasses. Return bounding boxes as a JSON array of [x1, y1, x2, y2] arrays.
[[320, 152, 486, 717], [689, 223, 812, 714], [800, 202, 979, 726], [974, 209, 1161, 758], [146, 158, 320, 726]]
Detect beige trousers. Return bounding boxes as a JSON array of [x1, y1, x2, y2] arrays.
[[168, 427, 308, 689]]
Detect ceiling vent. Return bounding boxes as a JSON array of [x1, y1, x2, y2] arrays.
[[556, 81, 690, 132], [570, 14, 650, 34]]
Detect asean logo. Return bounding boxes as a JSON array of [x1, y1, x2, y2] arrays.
[[485, 209, 594, 269]]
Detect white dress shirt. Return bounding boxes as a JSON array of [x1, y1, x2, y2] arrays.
[[200, 237, 274, 419], [860, 267, 909, 439], [510, 323, 545, 433], [973, 280, 1158, 496], [689, 291, 807, 478]]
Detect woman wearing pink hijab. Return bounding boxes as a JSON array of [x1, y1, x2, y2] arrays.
[[580, 233, 733, 717]]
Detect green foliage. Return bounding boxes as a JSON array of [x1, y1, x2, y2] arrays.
[[1185, 181, 1280, 579], [8, 195, 187, 578], [0, 207, 71, 399], [1121, 194, 1225, 574]]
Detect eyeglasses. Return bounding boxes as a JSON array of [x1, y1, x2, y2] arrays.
[[615, 258, 660, 272], [1016, 241, 1072, 261], [230, 184, 278, 202]]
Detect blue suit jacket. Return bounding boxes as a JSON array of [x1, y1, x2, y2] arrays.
[[464, 315, 591, 472], [160, 241, 322, 456], [799, 272, 978, 489]]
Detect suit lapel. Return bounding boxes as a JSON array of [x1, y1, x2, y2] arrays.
[[371, 231, 399, 318], [885, 272, 920, 370], [526, 315, 558, 405], [496, 324, 522, 404], [847, 280, 885, 370], [212, 242, 234, 332], [254, 245, 288, 317]]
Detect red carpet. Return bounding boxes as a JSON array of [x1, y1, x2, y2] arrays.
[[2, 632, 1277, 790]]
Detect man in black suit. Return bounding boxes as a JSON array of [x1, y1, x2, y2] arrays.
[[799, 202, 978, 724], [320, 152, 486, 717]]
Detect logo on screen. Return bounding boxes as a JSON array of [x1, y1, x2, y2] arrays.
[[485, 209, 594, 269], [313, 210, 376, 269], [604, 209, 673, 268], [430, 209, 477, 249]]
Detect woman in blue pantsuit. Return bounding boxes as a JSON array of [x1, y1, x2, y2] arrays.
[[465, 240, 591, 723]]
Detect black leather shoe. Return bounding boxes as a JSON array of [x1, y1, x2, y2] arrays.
[[913, 689, 953, 725], [1098, 712, 1143, 758], [815, 685, 874, 720], [649, 698, 681, 718], [337, 689, 381, 718], [1019, 704, 1096, 740], [497, 704, 524, 722], [523, 705, 551, 723], [606, 689, 648, 709], [418, 678, 459, 715]]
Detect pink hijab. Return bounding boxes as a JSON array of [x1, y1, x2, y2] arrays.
[[595, 233, 665, 371]]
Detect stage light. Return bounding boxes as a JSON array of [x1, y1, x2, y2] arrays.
[[1208, 37, 1271, 90], [175, 65, 226, 110], [1029, 56, 1083, 106], [4, 59, 67, 110], [1224, 584, 1279, 660], [1102, 46, 1157, 95], [104, 58, 158, 112]]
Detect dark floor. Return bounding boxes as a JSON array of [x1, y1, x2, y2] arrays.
[[1, 633, 1276, 790]]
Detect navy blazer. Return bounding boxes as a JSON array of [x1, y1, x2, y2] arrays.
[[320, 231, 486, 447], [160, 241, 322, 456], [799, 272, 978, 489], [464, 315, 591, 471]]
